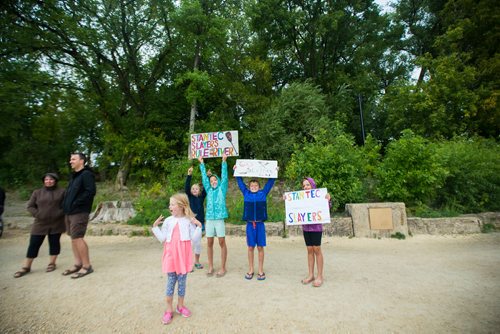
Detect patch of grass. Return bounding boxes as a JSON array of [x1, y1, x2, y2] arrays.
[[407, 204, 461, 218], [390, 232, 406, 240], [481, 223, 496, 233]]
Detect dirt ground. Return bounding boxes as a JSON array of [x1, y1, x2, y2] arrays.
[[1, 222, 500, 333]]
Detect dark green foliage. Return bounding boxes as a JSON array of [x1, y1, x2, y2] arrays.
[[390, 232, 406, 240], [435, 137, 500, 212]]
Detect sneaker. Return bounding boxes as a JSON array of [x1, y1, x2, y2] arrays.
[[176, 306, 192, 318], [162, 311, 173, 324]]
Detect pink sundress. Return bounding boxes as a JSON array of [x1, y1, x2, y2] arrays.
[[162, 222, 193, 274]]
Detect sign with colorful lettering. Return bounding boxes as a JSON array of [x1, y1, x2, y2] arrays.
[[284, 188, 331, 226], [233, 159, 278, 178], [189, 131, 239, 159]]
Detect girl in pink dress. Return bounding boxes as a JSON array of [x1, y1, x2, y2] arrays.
[[152, 193, 202, 325]]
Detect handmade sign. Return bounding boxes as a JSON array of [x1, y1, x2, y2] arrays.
[[284, 188, 331, 226], [233, 159, 278, 178], [189, 130, 239, 159]]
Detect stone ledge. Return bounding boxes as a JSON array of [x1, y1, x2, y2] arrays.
[[408, 217, 481, 235]]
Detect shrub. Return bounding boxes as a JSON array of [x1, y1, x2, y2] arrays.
[[127, 182, 169, 226], [285, 127, 367, 211], [435, 137, 500, 212], [374, 130, 448, 207]]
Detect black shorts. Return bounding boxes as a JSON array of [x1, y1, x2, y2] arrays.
[[303, 231, 322, 246]]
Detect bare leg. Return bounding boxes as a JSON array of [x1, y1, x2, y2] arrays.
[[22, 258, 34, 270], [313, 246, 324, 286], [177, 296, 184, 310], [247, 246, 255, 274], [166, 296, 174, 313], [218, 237, 227, 274], [71, 239, 83, 266], [302, 246, 315, 283], [48, 255, 58, 265], [72, 238, 91, 274], [257, 246, 265, 275], [207, 237, 214, 274]]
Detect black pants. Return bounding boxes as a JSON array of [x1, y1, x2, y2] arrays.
[[26, 233, 62, 259]]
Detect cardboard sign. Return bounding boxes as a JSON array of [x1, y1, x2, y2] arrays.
[[189, 130, 239, 159], [233, 159, 278, 178], [284, 188, 330, 226]]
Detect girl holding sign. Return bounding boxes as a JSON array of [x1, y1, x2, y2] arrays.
[[198, 154, 229, 278], [301, 177, 330, 287]]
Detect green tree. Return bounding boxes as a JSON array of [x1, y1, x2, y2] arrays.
[[2, 0, 185, 188]]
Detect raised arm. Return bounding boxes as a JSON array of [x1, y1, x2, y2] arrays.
[[198, 157, 210, 191], [220, 158, 228, 192], [236, 176, 247, 194], [262, 178, 276, 195], [185, 167, 193, 195]]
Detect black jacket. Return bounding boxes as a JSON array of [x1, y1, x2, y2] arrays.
[[63, 167, 96, 214], [185, 175, 207, 224]]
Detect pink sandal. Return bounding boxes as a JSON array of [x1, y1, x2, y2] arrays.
[[162, 311, 173, 324]]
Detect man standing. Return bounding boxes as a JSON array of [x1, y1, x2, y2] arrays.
[[62, 153, 96, 279]]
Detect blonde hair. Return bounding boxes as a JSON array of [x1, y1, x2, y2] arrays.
[[170, 193, 196, 219]]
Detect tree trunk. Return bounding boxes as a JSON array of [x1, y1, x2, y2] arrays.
[[189, 41, 201, 133], [114, 153, 132, 190]]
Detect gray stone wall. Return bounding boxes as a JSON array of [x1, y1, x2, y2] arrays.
[[408, 217, 482, 235]]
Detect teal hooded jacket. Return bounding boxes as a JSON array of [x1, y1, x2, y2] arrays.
[[199, 161, 228, 220]]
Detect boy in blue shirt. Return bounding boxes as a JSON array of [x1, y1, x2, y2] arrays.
[[235, 173, 276, 281]]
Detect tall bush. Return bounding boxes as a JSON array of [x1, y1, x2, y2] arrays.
[[374, 130, 448, 206], [285, 127, 367, 211], [435, 137, 500, 212]]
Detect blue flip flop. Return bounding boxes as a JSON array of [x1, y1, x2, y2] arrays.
[[257, 273, 266, 281], [245, 272, 254, 280]]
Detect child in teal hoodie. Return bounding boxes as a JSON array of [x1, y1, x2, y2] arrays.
[[198, 154, 228, 278]]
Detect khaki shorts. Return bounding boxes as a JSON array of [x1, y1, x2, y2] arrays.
[[65, 213, 89, 239]]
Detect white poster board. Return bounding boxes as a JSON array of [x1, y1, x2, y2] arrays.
[[189, 130, 239, 159], [285, 188, 331, 226], [233, 159, 278, 178]]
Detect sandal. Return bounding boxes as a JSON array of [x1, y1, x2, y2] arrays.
[[71, 266, 94, 279], [62, 264, 82, 276], [206, 270, 214, 277], [194, 263, 204, 269], [46, 263, 56, 272], [257, 272, 266, 281], [245, 272, 254, 280], [14, 267, 31, 278]]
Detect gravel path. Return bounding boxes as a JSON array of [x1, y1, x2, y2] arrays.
[[1, 227, 499, 333]]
